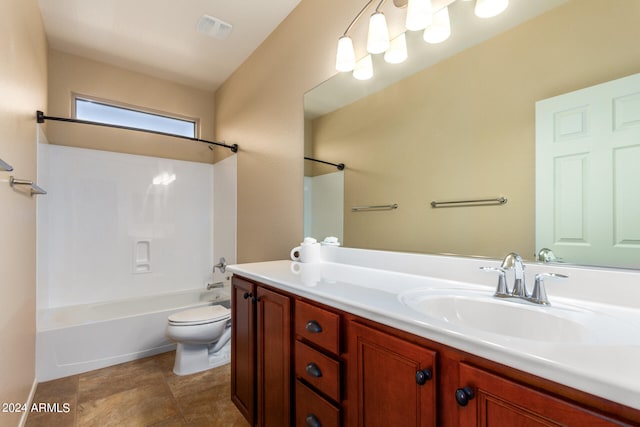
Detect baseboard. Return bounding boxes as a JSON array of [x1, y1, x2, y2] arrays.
[[18, 377, 38, 427]]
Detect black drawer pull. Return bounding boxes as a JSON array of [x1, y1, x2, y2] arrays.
[[305, 362, 323, 378], [306, 414, 322, 427], [305, 320, 323, 333]]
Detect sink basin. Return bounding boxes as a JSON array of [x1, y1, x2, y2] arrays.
[[398, 289, 625, 343]]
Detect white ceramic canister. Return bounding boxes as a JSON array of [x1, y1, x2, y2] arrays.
[[290, 237, 322, 263]]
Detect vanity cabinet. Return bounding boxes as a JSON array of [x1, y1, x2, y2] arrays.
[[231, 276, 291, 427], [456, 363, 622, 427], [231, 275, 640, 427], [346, 321, 437, 427]]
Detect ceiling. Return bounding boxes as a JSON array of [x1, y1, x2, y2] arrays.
[[38, 0, 302, 92]]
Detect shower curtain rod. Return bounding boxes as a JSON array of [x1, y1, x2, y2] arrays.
[[36, 110, 238, 153], [304, 156, 345, 170]]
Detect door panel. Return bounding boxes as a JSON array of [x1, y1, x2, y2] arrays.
[[536, 72, 640, 268], [231, 277, 255, 424], [457, 363, 622, 427], [256, 286, 291, 427], [348, 321, 437, 427]]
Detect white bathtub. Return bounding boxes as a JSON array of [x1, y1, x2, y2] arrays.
[[36, 287, 229, 381]]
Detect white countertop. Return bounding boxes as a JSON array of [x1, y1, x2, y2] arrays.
[[228, 247, 640, 411]]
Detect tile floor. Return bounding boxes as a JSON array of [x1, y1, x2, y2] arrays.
[[25, 351, 249, 427]]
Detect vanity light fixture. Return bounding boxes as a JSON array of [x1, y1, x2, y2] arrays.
[[406, 0, 433, 31], [423, 5, 451, 44], [353, 55, 374, 80], [384, 33, 408, 64], [335, 0, 376, 72], [474, 0, 509, 18], [367, 6, 391, 54], [336, 36, 357, 72], [335, 0, 509, 78]]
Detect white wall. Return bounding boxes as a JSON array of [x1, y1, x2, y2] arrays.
[[37, 143, 216, 308], [0, 0, 47, 422]]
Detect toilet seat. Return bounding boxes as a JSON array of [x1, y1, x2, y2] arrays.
[[168, 305, 230, 326]]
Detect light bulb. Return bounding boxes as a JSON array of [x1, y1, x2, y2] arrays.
[[474, 0, 509, 18], [353, 55, 374, 80], [367, 12, 390, 54], [406, 0, 433, 31], [384, 33, 408, 64], [336, 36, 356, 72], [423, 6, 450, 44]]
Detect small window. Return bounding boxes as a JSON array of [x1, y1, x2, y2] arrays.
[[74, 97, 197, 138]]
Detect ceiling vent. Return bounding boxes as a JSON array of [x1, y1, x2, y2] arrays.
[[196, 15, 233, 40]]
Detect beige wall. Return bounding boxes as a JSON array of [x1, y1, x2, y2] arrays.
[[47, 49, 218, 163], [215, 0, 359, 262], [310, 0, 640, 258], [0, 0, 48, 423], [217, 0, 640, 261]]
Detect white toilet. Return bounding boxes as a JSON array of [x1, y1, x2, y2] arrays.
[[166, 304, 232, 375]]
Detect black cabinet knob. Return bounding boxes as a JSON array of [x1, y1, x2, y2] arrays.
[[243, 292, 251, 299], [455, 386, 475, 407], [305, 320, 323, 333], [415, 369, 432, 385], [305, 414, 322, 427], [305, 362, 323, 378]]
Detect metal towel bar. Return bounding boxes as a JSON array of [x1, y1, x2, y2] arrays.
[[9, 176, 47, 196], [0, 158, 13, 172], [431, 197, 506, 208], [352, 203, 398, 212]]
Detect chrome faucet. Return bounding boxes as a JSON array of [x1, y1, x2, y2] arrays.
[[207, 281, 225, 290], [501, 252, 527, 297], [482, 252, 568, 305], [213, 257, 227, 274]]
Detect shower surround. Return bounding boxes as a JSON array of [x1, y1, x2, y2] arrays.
[[35, 143, 236, 379]]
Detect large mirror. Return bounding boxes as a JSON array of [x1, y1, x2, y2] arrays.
[[304, 0, 640, 269]]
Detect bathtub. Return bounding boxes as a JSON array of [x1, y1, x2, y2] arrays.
[[36, 287, 230, 381]]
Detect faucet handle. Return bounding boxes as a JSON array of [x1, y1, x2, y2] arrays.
[[213, 257, 227, 274], [530, 273, 568, 305], [480, 267, 508, 297]]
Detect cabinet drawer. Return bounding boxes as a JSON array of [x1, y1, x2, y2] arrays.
[[295, 300, 340, 354], [295, 341, 340, 402], [295, 380, 340, 427]]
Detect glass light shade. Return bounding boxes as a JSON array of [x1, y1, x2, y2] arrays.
[[353, 55, 374, 80], [474, 0, 509, 18], [406, 0, 433, 31], [423, 6, 450, 44], [367, 12, 390, 54], [384, 33, 408, 64], [336, 36, 356, 72]]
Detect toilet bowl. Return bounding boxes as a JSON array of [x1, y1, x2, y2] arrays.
[[166, 304, 232, 375]]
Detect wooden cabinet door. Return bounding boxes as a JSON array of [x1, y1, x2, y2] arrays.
[[348, 321, 437, 427], [457, 363, 623, 427], [256, 285, 292, 427], [231, 277, 256, 424]]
